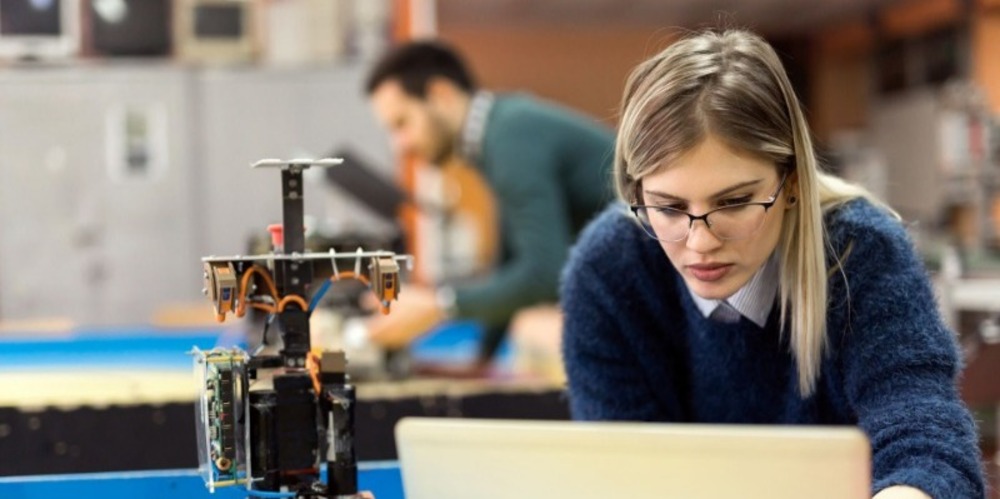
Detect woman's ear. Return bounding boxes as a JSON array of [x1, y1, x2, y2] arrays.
[[785, 171, 799, 210]]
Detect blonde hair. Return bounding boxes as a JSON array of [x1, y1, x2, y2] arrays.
[[615, 29, 889, 397]]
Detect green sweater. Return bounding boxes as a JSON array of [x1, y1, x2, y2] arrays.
[[455, 94, 614, 357]]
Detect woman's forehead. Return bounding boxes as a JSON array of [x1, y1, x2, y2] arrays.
[[643, 137, 778, 190]]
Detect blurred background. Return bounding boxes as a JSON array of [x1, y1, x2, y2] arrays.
[[0, 0, 998, 495]]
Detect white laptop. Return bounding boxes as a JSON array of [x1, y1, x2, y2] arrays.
[[395, 418, 870, 499]]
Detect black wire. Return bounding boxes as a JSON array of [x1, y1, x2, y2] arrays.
[[261, 313, 275, 346]]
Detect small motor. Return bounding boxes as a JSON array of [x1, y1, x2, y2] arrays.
[[369, 257, 400, 307], [204, 262, 238, 321]]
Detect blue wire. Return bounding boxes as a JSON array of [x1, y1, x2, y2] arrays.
[[246, 490, 297, 498], [308, 279, 333, 314]]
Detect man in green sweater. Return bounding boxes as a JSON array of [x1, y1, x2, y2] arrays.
[[364, 40, 613, 367]]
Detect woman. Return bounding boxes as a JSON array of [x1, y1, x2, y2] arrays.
[[561, 29, 985, 498]]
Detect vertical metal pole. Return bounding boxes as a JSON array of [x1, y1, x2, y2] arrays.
[[279, 167, 311, 364]]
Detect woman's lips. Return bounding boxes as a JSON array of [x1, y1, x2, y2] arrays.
[[687, 263, 733, 282]]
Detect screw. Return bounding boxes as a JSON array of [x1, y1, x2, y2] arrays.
[[202, 288, 208, 295]]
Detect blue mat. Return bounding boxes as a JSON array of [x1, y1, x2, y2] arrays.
[[0, 462, 404, 499], [410, 320, 512, 366], [0, 321, 507, 371], [0, 327, 240, 372]]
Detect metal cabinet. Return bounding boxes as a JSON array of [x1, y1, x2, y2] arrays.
[[0, 66, 200, 325]]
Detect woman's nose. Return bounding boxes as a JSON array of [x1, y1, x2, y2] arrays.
[[685, 219, 723, 253]]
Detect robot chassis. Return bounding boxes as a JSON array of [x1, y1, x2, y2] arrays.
[[193, 158, 410, 498]]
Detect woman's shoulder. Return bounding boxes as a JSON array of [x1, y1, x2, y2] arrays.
[[823, 197, 927, 291], [562, 203, 670, 291], [568, 203, 651, 267], [825, 197, 900, 232], [824, 197, 910, 254]]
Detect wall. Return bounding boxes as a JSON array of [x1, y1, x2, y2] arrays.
[[0, 63, 393, 326], [438, 24, 679, 125], [810, 20, 874, 142]]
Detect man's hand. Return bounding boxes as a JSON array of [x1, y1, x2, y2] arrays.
[[365, 284, 446, 349]]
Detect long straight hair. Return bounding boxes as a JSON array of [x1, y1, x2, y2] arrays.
[[615, 29, 889, 397]]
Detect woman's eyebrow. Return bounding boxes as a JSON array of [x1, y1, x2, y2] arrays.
[[643, 179, 764, 203]]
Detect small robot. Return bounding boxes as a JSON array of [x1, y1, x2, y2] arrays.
[[193, 158, 411, 498]]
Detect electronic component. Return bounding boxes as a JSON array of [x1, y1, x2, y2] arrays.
[[204, 261, 238, 321], [192, 347, 249, 492], [370, 256, 400, 307], [196, 158, 411, 498]]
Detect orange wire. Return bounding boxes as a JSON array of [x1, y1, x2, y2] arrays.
[[329, 271, 390, 315], [231, 265, 309, 317], [277, 294, 309, 312], [333, 271, 369, 285], [235, 265, 280, 318], [245, 265, 280, 298], [220, 264, 393, 321], [305, 351, 322, 394], [250, 303, 277, 314]]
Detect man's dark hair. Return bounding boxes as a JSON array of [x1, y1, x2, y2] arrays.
[[365, 41, 476, 98]]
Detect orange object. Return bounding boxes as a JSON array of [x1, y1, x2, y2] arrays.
[[277, 295, 309, 312], [235, 265, 280, 318], [329, 271, 389, 315], [880, 0, 962, 37], [205, 262, 239, 318], [306, 351, 322, 394]]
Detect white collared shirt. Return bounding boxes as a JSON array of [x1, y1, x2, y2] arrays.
[[689, 252, 779, 327]]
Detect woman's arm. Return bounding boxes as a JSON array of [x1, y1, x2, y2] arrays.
[[839, 222, 985, 498]]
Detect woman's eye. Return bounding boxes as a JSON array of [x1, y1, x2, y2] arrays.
[[719, 196, 752, 207]]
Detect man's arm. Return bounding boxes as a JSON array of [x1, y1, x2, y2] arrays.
[[453, 130, 573, 336]]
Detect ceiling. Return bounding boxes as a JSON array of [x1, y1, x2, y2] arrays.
[[437, 0, 905, 35]]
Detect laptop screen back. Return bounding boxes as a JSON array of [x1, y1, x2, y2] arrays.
[[395, 417, 870, 499]]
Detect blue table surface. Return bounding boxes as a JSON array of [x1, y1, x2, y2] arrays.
[[0, 320, 510, 370], [0, 327, 242, 371], [0, 462, 405, 499]]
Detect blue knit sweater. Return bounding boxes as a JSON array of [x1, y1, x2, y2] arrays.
[[561, 199, 985, 498]]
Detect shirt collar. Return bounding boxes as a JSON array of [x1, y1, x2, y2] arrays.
[[689, 251, 779, 328], [458, 90, 495, 166]]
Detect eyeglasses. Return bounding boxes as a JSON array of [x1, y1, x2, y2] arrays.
[[630, 173, 789, 242]]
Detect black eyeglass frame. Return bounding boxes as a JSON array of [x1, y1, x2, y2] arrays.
[[629, 172, 791, 242]]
